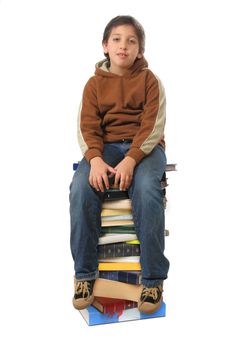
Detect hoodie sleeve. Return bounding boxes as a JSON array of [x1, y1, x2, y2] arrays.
[[77, 77, 104, 162], [126, 72, 166, 164]]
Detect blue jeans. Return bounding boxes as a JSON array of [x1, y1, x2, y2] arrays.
[[69, 142, 170, 287]]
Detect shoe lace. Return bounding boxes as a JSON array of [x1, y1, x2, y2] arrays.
[[76, 281, 91, 298], [141, 285, 163, 302]]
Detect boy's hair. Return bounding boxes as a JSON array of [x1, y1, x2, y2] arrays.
[[102, 15, 145, 60]]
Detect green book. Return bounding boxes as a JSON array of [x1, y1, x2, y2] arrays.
[[101, 225, 135, 235]]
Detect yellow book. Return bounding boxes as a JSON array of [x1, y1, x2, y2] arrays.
[[126, 239, 140, 244], [101, 209, 132, 217], [98, 262, 141, 271], [101, 220, 134, 227]]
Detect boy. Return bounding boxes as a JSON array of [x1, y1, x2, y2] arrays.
[[69, 15, 169, 314]]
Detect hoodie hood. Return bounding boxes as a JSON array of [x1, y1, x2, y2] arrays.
[[95, 56, 148, 78]]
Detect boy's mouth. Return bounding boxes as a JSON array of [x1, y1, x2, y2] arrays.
[[117, 53, 128, 58]]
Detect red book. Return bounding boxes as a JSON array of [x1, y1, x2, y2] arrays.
[[92, 296, 137, 317]]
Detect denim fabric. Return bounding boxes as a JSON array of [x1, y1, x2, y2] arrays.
[[69, 142, 170, 287]]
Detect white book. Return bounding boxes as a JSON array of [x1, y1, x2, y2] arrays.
[[98, 233, 138, 245], [101, 220, 134, 227], [101, 214, 133, 221], [102, 199, 132, 210], [98, 256, 140, 262]]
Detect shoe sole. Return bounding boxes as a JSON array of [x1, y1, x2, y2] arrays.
[[137, 297, 163, 314], [72, 294, 94, 310]]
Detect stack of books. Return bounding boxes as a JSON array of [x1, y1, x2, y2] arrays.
[[98, 192, 141, 273], [73, 162, 176, 326]]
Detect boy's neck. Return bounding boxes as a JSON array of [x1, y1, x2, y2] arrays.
[[109, 65, 128, 76]]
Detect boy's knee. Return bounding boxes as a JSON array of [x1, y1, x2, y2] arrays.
[[70, 171, 92, 200], [130, 175, 164, 208], [133, 174, 161, 193]]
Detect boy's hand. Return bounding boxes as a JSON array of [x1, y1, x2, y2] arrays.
[[89, 157, 116, 192], [114, 156, 136, 191]]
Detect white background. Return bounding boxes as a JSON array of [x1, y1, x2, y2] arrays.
[[0, 0, 232, 348]]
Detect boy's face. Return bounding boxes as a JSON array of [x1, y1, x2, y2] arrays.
[[103, 24, 142, 75]]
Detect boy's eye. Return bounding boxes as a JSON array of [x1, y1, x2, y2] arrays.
[[112, 37, 137, 44]]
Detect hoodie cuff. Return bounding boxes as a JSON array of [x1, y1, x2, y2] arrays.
[[126, 147, 145, 165], [85, 149, 103, 163]]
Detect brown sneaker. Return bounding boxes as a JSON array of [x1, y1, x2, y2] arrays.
[[138, 284, 163, 314], [72, 277, 95, 310]]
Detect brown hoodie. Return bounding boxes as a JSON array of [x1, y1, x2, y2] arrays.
[[77, 57, 166, 164]]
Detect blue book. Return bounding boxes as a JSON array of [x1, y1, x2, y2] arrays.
[[79, 302, 166, 326], [99, 270, 141, 284]]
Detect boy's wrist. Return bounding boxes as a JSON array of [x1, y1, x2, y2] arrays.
[[90, 156, 103, 165], [126, 148, 145, 165], [85, 149, 103, 163], [125, 156, 136, 167]]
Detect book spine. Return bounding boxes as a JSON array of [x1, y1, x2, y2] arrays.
[[98, 243, 140, 259], [99, 271, 141, 285], [101, 225, 135, 234], [104, 189, 129, 201], [104, 300, 138, 316], [101, 214, 133, 221]]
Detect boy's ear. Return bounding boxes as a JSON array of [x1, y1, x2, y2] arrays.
[[137, 53, 142, 59]]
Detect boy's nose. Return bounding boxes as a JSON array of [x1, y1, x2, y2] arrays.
[[120, 41, 127, 50]]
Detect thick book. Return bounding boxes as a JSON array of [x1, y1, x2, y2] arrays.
[[99, 256, 140, 263], [98, 233, 138, 245], [99, 270, 142, 285], [102, 199, 132, 210], [103, 195, 166, 212], [79, 302, 166, 326], [98, 231, 168, 245], [99, 255, 140, 263], [101, 208, 132, 217], [98, 242, 140, 258], [92, 296, 137, 315], [93, 278, 143, 301], [101, 214, 133, 221], [98, 261, 141, 271], [101, 219, 134, 227], [101, 224, 135, 234], [104, 189, 129, 201]]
